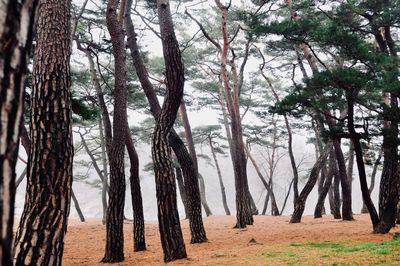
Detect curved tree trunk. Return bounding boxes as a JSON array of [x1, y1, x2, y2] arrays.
[[14, 1, 73, 264], [101, 0, 128, 262], [290, 142, 332, 223], [0, 1, 38, 264], [125, 0, 206, 244], [151, 0, 188, 262]]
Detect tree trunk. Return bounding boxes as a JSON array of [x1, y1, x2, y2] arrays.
[[98, 117, 109, 225], [216, 0, 253, 228], [125, 0, 206, 245], [151, 0, 188, 261], [290, 142, 332, 223], [361, 149, 382, 213], [314, 151, 335, 218], [0, 1, 38, 264], [102, 0, 128, 262], [333, 139, 353, 220], [330, 158, 342, 219], [175, 166, 189, 218], [71, 189, 85, 222], [347, 93, 379, 228], [179, 98, 212, 228], [13, 1, 73, 265], [125, 129, 146, 251], [375, 95, 399, 233], [209, 137, 230, 215]]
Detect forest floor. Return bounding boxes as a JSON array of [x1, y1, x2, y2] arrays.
[[63, 214, 400, 265]]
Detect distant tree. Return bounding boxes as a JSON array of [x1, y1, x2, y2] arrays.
[[193, 125, 231, 215], [14, 0, 73, 264], [0, 1, 38, 264]]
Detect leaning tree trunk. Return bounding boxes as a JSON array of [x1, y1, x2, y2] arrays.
[[125, 0, 206, 244], [101, 0, 128, 262], [126, 129, 146, 251], [290, 142, 332, 223], [347, 93, 379, 228], [0, 1, 38, 264], [71, 189, 85, 222], [13, 1, 73, 265], [180, 99, 212, 219], [151, 0, 187, 262]]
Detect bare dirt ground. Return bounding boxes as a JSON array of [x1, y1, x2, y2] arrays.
[[63, 214, 399, 265]]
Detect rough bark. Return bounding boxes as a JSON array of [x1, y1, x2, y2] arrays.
[[13, 1, 73, 265], [151, 0, 187, 261], [209, 137, 230, 215], [0, 1, 38, 263], [125, 129, 146, 251], [102, 0, 128, 262], [125, 0, 206, 245], [290, 142, 332, 223]]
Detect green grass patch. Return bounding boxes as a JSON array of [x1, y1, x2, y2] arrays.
[[290, 239, 400, 255]]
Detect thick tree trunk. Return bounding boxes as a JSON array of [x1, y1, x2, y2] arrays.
[[314, 152, 335, 218], [0, 1, 38, 264], [151, 0, 188, 261], [13, 1, 73, 265], [125, 0, 206, 245], [209, 138, 231, 215], [125, 129, 146, 251], [102, 0, 128, 262], [375, 96, 399, 233], [290, 142, 332, 223]]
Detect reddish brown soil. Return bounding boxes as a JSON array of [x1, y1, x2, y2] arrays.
[[63, 214, 396, 265]]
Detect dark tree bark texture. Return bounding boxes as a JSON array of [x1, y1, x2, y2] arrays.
[[102, 0, 128, 262], [0, 1, 38, 264], [151, 0, 187, 261], [13, 1, 73, 265], [125, 0, 206, 246]]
